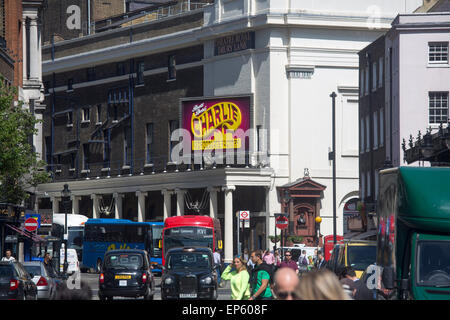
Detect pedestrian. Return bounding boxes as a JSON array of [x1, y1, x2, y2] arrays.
[[315, 250, 326, 270], [243, 248, 249, 262], [273, 267, 300, 300], [248, 250, 274, 300], [213, 249, 223, 287], [220, 256, 251, 300], [262, 249, 275, 265], [43, 252, 57, 278], [294, 269, 350, 300], [1, 249, 16, 262], [338, 266, 358, 299], [274, 249, 282, 265], [277, 250, 299, 274]]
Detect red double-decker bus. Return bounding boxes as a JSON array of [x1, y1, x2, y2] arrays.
[[162, 215, 222, 266]]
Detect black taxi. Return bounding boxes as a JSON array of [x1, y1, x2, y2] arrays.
[[161, 247, 218, 300], [98, 249, 155, 300]]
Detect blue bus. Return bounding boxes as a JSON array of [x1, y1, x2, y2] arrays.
[[82, 219, 163, 274]]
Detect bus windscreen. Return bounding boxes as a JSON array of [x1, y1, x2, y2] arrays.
[[164, 227, 213, 253]]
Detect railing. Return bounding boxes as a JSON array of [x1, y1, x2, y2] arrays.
[[95, 1, 210, 33], [45, 151, 270, 182]]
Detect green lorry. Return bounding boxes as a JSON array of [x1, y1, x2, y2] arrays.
[[377, 167, 450, 300]]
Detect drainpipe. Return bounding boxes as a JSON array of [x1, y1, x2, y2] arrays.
[[87, 0, 91, 35]]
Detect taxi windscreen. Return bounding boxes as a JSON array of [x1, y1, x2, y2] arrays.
[[167, 252, 211, 270]]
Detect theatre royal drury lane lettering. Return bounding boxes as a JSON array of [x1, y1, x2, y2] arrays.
[[214, 31, 255, 56]]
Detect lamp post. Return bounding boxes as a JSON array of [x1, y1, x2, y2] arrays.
[[315, 216, 322, 261], [282, 189, 291, 256], [61, 183, 71, 278], [330, 92, 337, 245]]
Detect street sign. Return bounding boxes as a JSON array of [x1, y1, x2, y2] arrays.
[[239, 210, 250, 221], [24, 218, 39, 232], [276, 216, 289, 230]]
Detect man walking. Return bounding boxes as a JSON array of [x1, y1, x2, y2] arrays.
[[277, 250, 299, 274], [213, 250, 223, 287], [248, 250, 273, 300], [316, 251, 326, 270], [1, 249, 16, 262]]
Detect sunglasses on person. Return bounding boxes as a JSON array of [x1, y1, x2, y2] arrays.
[[285, 254, 291, 257], [276, 290, 298, 300]]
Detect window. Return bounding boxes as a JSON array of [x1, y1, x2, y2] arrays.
[[168, 55, 176, 80], [360, 118, 365, 153], [83, 144, 90, 170], [429, 42, 448, 64], [67, 78, 74, 91], [361, 173, 365, 201], [429, 92, 449, 124], [360, 69, 364, 97], [373, 111, 378, 149], [69, 153, 76, 170], [124, 126, 132, 166], [169, 120, 178, 162], [103, 129, 110, 167], [365, 115, 370, 152], [366, 171, 371, 198], [374, 169, 379, 200], [380, 109, 384, 147], [146, 123, 154, 164], [378, 57, 384, 88], [117, 62, 126, 76], [364, 66, 369, 95], [372, 62, 377, 92], [44, 81, 50, 95], [67, 111, 73, 126], [96, 104, 102, 123], [87, 67, 96, 81], [136, 62, 145, 85], [82, 107, 90, 122]]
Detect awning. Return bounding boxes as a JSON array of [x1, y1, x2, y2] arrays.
[[5, 224, 46, 243]]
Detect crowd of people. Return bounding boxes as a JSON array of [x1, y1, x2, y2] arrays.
[[217, 248, 373, 300]]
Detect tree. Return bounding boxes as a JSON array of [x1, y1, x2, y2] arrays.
[[0, 76, 50, 205]]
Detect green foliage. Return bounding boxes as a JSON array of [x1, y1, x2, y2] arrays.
[[287, 235, 304, 243], [0, 76, 50, 204]]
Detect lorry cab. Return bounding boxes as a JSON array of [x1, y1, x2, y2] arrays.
[[377, 167, 450, 300]]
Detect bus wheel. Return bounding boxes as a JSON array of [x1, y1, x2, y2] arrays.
[[96, 259, 102, 273]]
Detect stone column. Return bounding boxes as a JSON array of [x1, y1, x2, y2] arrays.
[[71, 196, 80, 215], [207, 187, 219, 219], [222, 185, 235, 264], [162, 189, 172, 220], [113, 193, 123, 220], [51, 197, 60, 214], [175, 189, 186, 216], [136, 191, 147, 222], [29, 18, 39, 81], [91, 194, 100, 219]]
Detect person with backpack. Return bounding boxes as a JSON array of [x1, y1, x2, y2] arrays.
[[248, 250, 274, 300], [298, 250, 309, 273]]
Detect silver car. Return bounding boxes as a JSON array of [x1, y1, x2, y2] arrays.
[[23, 261, 59, 300]]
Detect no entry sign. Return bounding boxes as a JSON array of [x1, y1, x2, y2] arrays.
[[24, 218, 39, 232], [276, 216, 289, 230]]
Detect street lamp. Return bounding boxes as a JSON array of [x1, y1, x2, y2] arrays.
[[330, 92, 337, 245], [61, 183, 71, 278]]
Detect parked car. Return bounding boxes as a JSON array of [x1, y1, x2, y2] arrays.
[[327, 240, 377, 278], [161, 247, 218, 300], [0, 261, 37, 300], [59, 248, 80, 275], [98, 249, 155, 300], [23, 261, 59, 300]]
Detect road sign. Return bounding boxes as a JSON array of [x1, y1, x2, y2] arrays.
[[24, 218, 39, 232], [239, 211, 250, 221], [276, 216, 289, 230]]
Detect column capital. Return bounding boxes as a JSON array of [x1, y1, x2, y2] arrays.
[[207, 186, 221, 193], [222, 185, 236, 192], [161, 189, 174, 195], [70, 195, 80, 201], [113, 192, 124, 199], [174, 188, 187, 194], [136, 191, 148, 197], [91, 194, 101, 200]]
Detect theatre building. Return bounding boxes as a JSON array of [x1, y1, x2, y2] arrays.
[[37, 0, 422, 263]]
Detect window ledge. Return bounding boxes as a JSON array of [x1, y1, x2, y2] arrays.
[[122, 165, 131, 170], [96, 122, 103, 126], [144, 163, 154, 168], [135, 83, 145, 88], [166, 78, 176, 83], [69, 168, 76, 172], [66, 89, 74, 93], [66, 124, 73, 128], [101, 167, 111, 172], [81, 169, 90, 174], [81, 120, 90, 124]]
